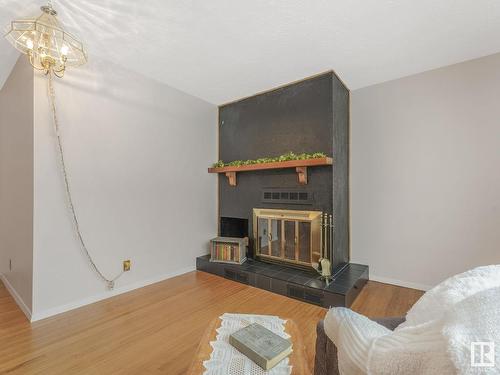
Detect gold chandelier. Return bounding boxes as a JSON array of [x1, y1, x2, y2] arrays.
[[4, 1, 87, 78]]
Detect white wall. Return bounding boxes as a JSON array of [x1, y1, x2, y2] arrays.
[[351, 52, 500, 290], [0, 57, 34, 317], [0, 40, 19, 92], [32, 58, 217, 320]]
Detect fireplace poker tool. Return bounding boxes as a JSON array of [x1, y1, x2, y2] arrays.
[[330, 213, 334, 271], [315, 213, 333, 284]]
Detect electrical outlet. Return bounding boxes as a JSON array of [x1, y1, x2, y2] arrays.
[[123, 260, 131, 272]]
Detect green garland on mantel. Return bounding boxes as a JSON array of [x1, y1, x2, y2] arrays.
[[212, 151, 328, 168]]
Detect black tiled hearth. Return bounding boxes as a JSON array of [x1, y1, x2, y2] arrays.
[[196, 255, 368, 308]]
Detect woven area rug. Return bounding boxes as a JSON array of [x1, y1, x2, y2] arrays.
[[202, 313, 292, 375]]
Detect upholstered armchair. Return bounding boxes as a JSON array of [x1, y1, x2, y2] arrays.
[[314, 316, 405, 375]]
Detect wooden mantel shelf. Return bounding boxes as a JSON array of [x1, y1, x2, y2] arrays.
[[208, 157, 333, 186]]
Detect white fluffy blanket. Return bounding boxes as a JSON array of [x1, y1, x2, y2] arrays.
[[324, 265, 500, 374]]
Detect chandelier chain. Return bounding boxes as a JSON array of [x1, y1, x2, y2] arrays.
[[47, 71, 123, 290]]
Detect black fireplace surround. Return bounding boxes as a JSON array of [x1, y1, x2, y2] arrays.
[[196, 72, 368, 308]]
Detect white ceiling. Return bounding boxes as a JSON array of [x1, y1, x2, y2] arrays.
[[1, 0, 500, 104]]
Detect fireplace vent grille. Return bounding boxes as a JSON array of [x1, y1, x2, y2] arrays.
[[261, 189, 313, 205], [287, 285, 323, 306]]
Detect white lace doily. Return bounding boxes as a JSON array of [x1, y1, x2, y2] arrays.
[[202, 313, 293, 375]]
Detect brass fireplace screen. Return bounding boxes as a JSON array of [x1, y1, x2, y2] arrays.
[[253, 208, 322, 268]]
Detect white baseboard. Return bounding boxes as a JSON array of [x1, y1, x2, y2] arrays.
[[370, 274, 433, 292], [0, 273, 32, 321], [30, 266, 196, 322]]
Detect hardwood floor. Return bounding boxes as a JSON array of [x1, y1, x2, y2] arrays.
[[0, 271, 424, 374]]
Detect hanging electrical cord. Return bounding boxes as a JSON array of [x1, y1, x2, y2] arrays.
[[47, 71, 123, 290], [4, 3, 114, 287]]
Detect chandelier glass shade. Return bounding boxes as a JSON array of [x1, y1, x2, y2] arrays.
[[4, 3, 87, 77]]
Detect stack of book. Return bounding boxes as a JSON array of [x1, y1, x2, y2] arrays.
[[213, 242, 239, 262], [210, 237, 247, 264]]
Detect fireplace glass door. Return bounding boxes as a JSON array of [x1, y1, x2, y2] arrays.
[[283, 221, 296, 261], [253, 209, 322, 269], [270, 219, 282, 257], [298, 221, 311, 263], [257, 218, 282, 258], [257, 217, 269, 256]]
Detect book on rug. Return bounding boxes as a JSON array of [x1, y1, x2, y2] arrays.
[[229, 322, 293, 370]]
